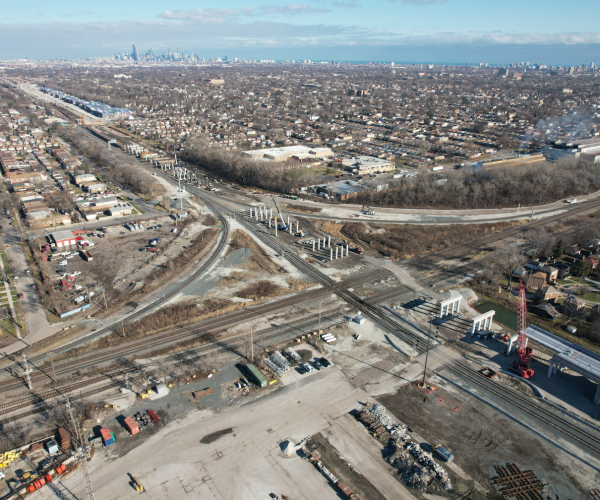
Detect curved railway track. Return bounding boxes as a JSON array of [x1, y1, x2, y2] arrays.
[[0, 270, 389, 393], [195, 187, 600, 462], [25, 195, 231, 364]]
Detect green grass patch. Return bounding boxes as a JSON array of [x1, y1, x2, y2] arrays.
[[0, 251, 10, 277], [0, 317, 19, 339], [569, 277, 589, 285], [128, 200, 145, 214], [581, 292, 600, 303]]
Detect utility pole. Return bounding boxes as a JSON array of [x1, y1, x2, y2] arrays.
[[420, 313, 435, 389], [21, 352, 33, 390], [318, 299, 322, 333], [47, 351, 58, 382], [250, 321, 254, 362], [66, 396, 95, 500]]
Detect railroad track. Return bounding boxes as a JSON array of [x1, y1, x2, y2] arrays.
[[445, 362, 600, 456], [0, 270, 390, 393], [412, 197, 600, 276], [196, 187, 600, 462], [192, 191, 431, 351], [23, 192, 231, 364], [0, 312, 344, 423]]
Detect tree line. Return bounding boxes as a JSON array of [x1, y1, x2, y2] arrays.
[[346, 157, 600, 210], [58, 128, 156, 196]]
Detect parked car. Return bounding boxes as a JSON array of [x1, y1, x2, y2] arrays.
[[17, 293, 24, 299], [320, 357, 332, 368], [312, 360, 324, 371], [302, 363, 313, 373]]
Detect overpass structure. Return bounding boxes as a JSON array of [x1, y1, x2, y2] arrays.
[[524, 324, 600, 405]]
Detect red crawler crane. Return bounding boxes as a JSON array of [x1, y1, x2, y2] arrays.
[[513, 281, 534, 378]]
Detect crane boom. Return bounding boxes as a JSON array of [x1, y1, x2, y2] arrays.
[[513, 281, 534, 378]]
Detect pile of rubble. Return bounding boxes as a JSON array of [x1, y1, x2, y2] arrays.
[[388, 444, 452, 491], [367, 404, 395, 427], [356, 403, 452, 493]]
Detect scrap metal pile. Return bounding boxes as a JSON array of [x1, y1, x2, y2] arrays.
[[355, 404, 452, 492], [132, 411, 154, 430]]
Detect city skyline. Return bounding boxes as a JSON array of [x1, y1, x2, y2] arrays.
[[0, 0, 599, 64]]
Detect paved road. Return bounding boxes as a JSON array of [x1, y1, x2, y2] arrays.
[[0, 211, 64, 352]]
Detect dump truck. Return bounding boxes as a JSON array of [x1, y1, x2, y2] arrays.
[[80, 250, 93, 261]]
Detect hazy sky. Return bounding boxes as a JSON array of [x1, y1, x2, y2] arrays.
[[1, 0, 599, 63]]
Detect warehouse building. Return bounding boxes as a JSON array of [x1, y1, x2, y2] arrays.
[[51, 229, 78, 248], [341, 156, 395, 175], [243, 145, 333, 163]]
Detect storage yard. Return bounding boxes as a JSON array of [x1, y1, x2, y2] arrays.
[[3, 138, 600, 500], [29, 214, 216, 317]]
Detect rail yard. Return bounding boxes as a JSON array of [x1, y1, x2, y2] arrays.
[[2, 83, 600, 500]]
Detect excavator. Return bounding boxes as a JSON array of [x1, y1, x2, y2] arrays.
[[362, 205, 375, 215]]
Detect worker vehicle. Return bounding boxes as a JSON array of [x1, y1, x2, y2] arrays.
[[297, 230, 307, 237], [361, 205, 375, 215], [433, 444, 454, 462], [320, 357, 332, 368], [131, 475, 144, 493]]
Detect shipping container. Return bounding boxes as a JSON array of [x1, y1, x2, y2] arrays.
[[124, 417, 140, 435], [337, 481, 354, 499], [246, 364, 267, 388], [433, 444, 454, 462], [147, 410, 161, 423], [192, 388, 215, 398], [100, 427, 113, 446], [57, 428, 71, 450]]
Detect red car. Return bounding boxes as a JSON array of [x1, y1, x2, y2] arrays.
[[17, 293, 24, 299]]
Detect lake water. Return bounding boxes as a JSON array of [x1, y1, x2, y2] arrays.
[[475, 301, 518, 331]]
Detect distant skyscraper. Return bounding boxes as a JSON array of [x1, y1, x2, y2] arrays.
[[132, 43, 139, 61]]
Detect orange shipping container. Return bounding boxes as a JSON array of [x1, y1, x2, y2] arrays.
[[123, 416, 140, 435]]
